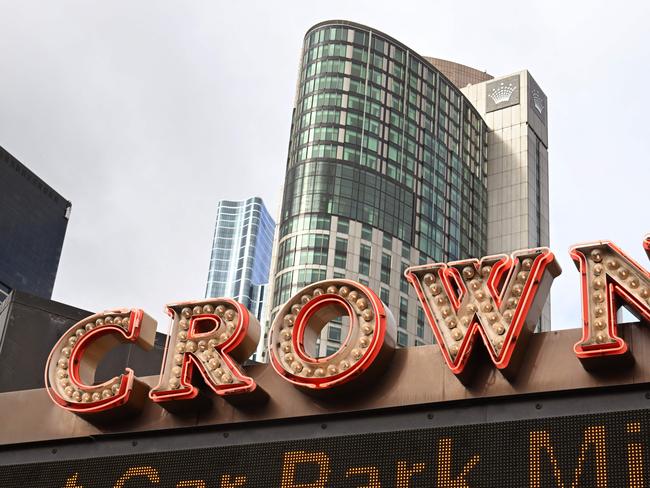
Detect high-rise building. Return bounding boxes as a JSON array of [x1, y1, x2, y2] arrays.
[[0, 146, 71, 302], [264, 20, 551, 359], [205, 197, 275, 324]]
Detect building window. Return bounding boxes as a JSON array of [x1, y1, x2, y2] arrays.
[[397, 330, 408, 347], [326, 345, 339, 356], [383, 233, 392, 250], [400, 262, 409, 293], [334, 238, 347, 269], [380, 287, 390, 306], [337, 218, 349, 234], [328, 326, 341, 342], [361, 224, 373, 241], [381, 253, 391, 284], [359, 243, 371, 276]]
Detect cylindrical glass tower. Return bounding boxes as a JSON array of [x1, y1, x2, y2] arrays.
[[267, 20, 488, 357]]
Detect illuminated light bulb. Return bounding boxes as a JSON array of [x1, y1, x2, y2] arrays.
[[326, 285, 338, 294], [281, 342, 292, 353], [594, 307, 604, 317], [359, 336, 370, 348], [475, 291, 486, 301], [493, 339, 504, 349], [470, 280, 481, 291], [594, 320, 606, 330], [507, 297, 518, 308], [284, 314, 295, 326], [300, 295, 311, 305], [304, 368, 313, 376], [169, 378, 180, 389], [640, 288, 650, 299], [512, 284, 523, 296], [482, 303, 493, 313], [181, 308, 192, 319], [225, 309, 236, 321], [179, 319, 189, 330], [423, 273, 436, 285], [452, 329, 463, 341], [447, 319, 458, 329], [339, 286, 350, 297], [221, 373, 233, 384], [68, 336, 77, 346], [522, 258, 534, 270], [57, 358, 68, 369], [82, 393, 91, 403], [351, 348, 362, 360], [494, 324, 506, 335], [113, 317, 123, 327], [197, 340, 207, 351], [315, 368, 325, 377], [95, 318, 104, 327], [111, 383, 120, 394], [362, 308, 374, 321], [193, 306, 202, 316], [101, 389, 112, 399], [291, 304, 301, 315], [593, 264, 604, 276], [467, 303, 478, 313], [593, 292, 605, 303], [208, 338, 219, 348], [284, 353, 295, 363], [178, 331, 188, 341], [92, 392, 101, 402], [219, 332, 229, 341], [441, 306, 451, 318], [203, 304, 214, 314], [629, 278, 639, 289], [503, 310, 514, 321], [313, 288, 324, 296], [593, 278, 605, 290], [280, 330, 292, 341], [461, 316, 470, 327], [481, 266, 492, 277], [208, 358, 220, 370], [72, 391, 81, 402], [362, 324, 374, 335], [57, 369, 68, 380], [84, 323, 94, 332], [356, 298, 368, 310], [606, 259, 619, 270], [517, 271, 529, 283], [105, 316, 114, 324], [590, 249, 603, 263], [175, 342, 186, 353], [619, 268, 630, 280], [449, 344, 459, 356], [435, 296, 446, 306], [595, 333, 606, 344], [291, 362, 303, 373], [462, 267, 475, 279], [488, 313, 498, 323], [430, 283, 442, 295], [214, 368, 224, 377], [171, 366, 182, 377], [348, 290, 359, 302], [58, 378, 70, 388], [173, 354, 183, 365], [216, 305, 226, 316], [327, 365, 338, 375], [339, 360, 350, 370]]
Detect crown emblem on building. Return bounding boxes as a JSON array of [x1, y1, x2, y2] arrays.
[[488, 82, 517, 105], [532, 88, 545, 115]]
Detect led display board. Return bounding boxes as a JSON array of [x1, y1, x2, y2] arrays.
[[1, 408, 648, 487]]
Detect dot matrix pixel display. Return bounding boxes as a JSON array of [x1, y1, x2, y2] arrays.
[[1, 408, 649, 487]]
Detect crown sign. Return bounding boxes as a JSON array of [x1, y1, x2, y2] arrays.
[[488, 82, 517, 105], [532, 88, 545, 114]]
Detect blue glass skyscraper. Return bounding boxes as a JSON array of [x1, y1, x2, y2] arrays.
[[205, 197, 275, 320]]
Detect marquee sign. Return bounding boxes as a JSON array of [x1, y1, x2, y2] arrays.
[[44, 234, 650, 419]]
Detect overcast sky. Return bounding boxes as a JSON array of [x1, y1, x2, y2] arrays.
[[0, 0, 648, 333]]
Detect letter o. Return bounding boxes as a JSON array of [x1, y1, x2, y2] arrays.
[[268, 279, 395, 391]]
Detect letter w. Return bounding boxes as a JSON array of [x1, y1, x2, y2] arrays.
[[405, 248, 560, 381]]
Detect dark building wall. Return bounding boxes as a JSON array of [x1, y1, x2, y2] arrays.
[[0, 291, 166, 393], [0, 146, 71, 299]]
